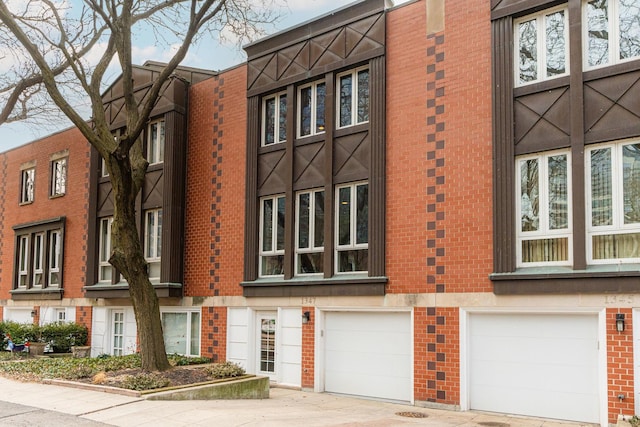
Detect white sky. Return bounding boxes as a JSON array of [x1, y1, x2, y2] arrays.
[[0, 0, 409, 152]]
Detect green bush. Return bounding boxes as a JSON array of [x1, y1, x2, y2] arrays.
[[168, 353, 211, 366], [205, 361, 245, 379], [121, 373, 171, 391], [0, 321, 88, 353], [0, 321, 36, 346]]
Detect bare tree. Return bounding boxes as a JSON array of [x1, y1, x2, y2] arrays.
[[0, 0, 276, 371]]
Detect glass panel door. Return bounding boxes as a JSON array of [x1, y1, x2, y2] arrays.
[[112, 311, 124, 356], [256, 312, 277, 379]]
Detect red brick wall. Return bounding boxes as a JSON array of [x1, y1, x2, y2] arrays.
[[607, 308, 635, 422], [0, 128, 89, 300], [301, 307, 315, 388], [76, 306, 93, 346]]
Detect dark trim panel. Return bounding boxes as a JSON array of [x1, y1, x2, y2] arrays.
[[10, 289, 64, 300], [492, 272, 640, 295], [241, 276, 388, 297], [369, 56, 385, 277], [83, 283, 182, 299]]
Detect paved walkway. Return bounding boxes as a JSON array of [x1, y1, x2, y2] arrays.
[[0, 376, 598, 427]]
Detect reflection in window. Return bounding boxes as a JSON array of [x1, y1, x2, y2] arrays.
[[336, 182, 368, 273], [298, 81, 325, 138], [51, 158, 67, 196], [162, 311, 200, 357], [263, 92, 287, 146], [586, 0, 640, 68], [338, 68, 370, 128], [21, 167, 35, 204], [296, 189, 324, 275], [145, 209, 162, 280], [147, 120, 165, 164], [260, 195, 285, 276], [99, 217, 113, 282]]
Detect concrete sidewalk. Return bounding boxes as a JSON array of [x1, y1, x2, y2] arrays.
[[0, 376, 597, 427]]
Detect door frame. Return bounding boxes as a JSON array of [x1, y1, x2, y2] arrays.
[[255, 310, 278, 381]]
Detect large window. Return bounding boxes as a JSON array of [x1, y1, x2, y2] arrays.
[[147, 120, 165, 165], [162, 311, 200, 357], [585, 0, 640, 69], [260, 195, 285, 277], [298, 80, 326, 138], [20, 167, 35, 204], [14, 222, 63, 289], [262, 92, 287, 146], [516, 151, 572, 266], [337, 67, 370, 128], [587, 140, 640, 263], [98, 217, 113, 283], [336, 182, 368, 273], [296, 189, 324, 275], [50, 157, 67, 197], [515, 6, 568, 86], [145, 209, 162, 280]]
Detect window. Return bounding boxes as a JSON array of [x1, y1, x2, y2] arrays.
[[296, 189, 324, 275], [516, 151, 572, 266], [20, 167, 35, 204], [162, 311, 201, 357], [337, 67, 370, 128], [50, 158, 67, 197], [147, 120, 165, 164], [98, 217, 113, 283], [260, 195, 285, 277], [335, 182, 368, 273], [112, 311, 124, 356], [585, 0, 640, 69], [145, 209, 162, 280], [55, 308, 66, 322], [262, 92, 287, 146], [587, 140, 640, 263], [298, 80, 326, 138], [515, 7, 568, 86], [14, 220, 64, 289]]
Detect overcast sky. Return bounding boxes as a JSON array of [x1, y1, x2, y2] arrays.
[[0, 0, 409, 152]]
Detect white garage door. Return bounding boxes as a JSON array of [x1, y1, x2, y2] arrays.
[[468, 313, 599, 423], [324, 311, 411, 402]]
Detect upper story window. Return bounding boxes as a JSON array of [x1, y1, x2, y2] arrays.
[[585, 0, 640, 69], [260, 195, 285, 277], [98, 217, 113, 283], [50, 157, 67, 197], [20, 167, 35, 204], [335, 182, 368, 273], [586, 140, 640, 263], [296, 189, 324, 275], [337, 68, 370, 128], [516, 151, 572, 266], [14, 219, 64, 289], [145, 209, 162, 280], [298, 80, 326, 138], [515, 6, 568, 86], [262, 92, 287, 146], [147, 120, 165, 165]]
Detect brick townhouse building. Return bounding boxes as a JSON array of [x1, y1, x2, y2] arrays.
[[1, 0, 639, 425]]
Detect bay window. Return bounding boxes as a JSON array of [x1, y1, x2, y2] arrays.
[[14, 219, 64, 290], [337, 67, 370, 128], [145, 209, 162, 280], [336, 182, 368, 273], [587, 140, 640, 262], [263, 92, 287, 146], [298, 80, 326, 138], [516, 151, 572, 266], [260, 195, 285, 276], [296, 189, 324, 275]]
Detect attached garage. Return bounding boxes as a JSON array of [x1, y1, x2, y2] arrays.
[[467, 312, 600, 424], [323, 311, 412, 402]]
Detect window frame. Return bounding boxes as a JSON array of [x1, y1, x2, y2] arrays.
[[297, 80, 326, 139], [50, 157, 67, 197], [515, 150, 573, 267], [335, 181, 369, 274], [98, 217, 113, 283], [13, 218, 65, 290], [20, 167, 35, 204], [514, 5, 570, 87], [262, 91, 287, 146], [144, 209, 162, 281], [586, 139, 640, 264], [147, 119, 165, 165], [336, 66, 370, 129], [295, 188, 325, 276], [161, 309, 201, 357], [583, 0, 640, 70], [17, 235, 29, 288], [259, 195, 286, 277]]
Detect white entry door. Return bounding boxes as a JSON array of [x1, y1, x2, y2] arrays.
[[467, 312, 600, 423], [256, 312, 277, 380], [323, 311, 412, 402]]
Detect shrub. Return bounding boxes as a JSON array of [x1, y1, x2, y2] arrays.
[[40, 322, 88, 353], [121, 373, 171, 391], [0, 321, 37, 345], [168, 353, 211, 366], [205, 361, 245, 379]]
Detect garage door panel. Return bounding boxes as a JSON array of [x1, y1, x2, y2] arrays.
[[469, 313, 599, 423], [324, 312, 411, 402]]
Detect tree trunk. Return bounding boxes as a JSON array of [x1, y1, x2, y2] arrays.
[[108, 152, 170, 372]]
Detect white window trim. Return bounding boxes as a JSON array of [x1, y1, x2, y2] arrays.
[[147, 119, 165, 165], [98, 217, 113, 282], [335, 181, 369, 274], [336, 66, 370, 129], [262, 91, 287, 146], [295, 188, 324, 276], [111, 310, 125, 356], [51, 157, 67, 197], [21, 167, 35, 204], [145, 209, 162, 280], [583, 0, 640, 70], [585, 139, 640, 264], [297, 80, 326, 139], [32, 232, 44, 288], [514, 5, 569, 87], [259, 195, 285, 278], [18, 235, 29, 288], [161, 309, 201, 357], [515, 150, 573, 267], [47, 230, 61, 287]]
